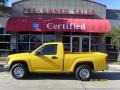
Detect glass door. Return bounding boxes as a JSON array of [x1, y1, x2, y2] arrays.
[[71, 36, 90, 52], [82, 36, 90, 52], [72, 36, 80, 52]]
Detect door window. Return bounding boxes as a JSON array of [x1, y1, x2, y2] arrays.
[[37, 44, 57, 55]]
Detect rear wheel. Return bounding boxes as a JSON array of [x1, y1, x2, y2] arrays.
[[75, 65, 92, 81], [10, 63, 28, 79]]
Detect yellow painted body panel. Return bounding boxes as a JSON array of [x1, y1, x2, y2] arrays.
[[7, 42, 108, 73], [64, 52, 107, 72]]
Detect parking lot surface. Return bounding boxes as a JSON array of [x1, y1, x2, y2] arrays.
[[0, 71, 120, 90]]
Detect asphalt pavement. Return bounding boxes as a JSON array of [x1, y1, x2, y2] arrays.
[[1, 71, 120, 90]]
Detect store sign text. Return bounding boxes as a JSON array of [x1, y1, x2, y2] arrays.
[[24, 8, 95, 15], [46, 23, 86, 30]]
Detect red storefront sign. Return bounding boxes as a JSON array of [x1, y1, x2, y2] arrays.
[[6, 18, 111, 33], [23, 8, 95, 15]]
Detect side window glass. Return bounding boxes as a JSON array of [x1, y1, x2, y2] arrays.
[[37, 44, 57, 55]]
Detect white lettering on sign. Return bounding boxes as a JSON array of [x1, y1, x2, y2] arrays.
[[47, 23, 86, 30], [23, 8, 95, 15], [43, 8, 69, 14]]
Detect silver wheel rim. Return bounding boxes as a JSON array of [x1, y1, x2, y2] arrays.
[[13, 67, 24, 78], [79, 68, 89, 79]]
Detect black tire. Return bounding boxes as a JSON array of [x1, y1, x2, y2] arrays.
[[10, 63, 28, 79], [75, 65, 92, 81]]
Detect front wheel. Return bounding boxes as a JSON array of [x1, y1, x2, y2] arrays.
[[75, 65, 92, 81], [10, 63, 28, 79]]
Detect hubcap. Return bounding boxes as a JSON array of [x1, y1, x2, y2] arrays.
[[79, 69, 89, 79], [13, 67, 24, 78]]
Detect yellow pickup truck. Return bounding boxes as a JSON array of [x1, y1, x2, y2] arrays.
[[4, 42, 108, 81]]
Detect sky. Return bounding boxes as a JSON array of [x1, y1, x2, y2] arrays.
[[7, 0, 20, 6], [95, 0, 120, 9], [7, 0, 120, 9]]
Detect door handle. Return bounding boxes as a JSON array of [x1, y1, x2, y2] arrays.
[[51, 56, 58, 59]]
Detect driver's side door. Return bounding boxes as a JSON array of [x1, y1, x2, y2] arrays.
[[30, 44, 63, 72]]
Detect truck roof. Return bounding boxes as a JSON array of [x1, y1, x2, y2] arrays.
[[43, 42, 62, 44]]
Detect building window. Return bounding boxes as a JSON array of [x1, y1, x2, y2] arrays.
[[91, 36, 99, 51], [30, 34, 42, 42], [18, 43, 29, 51], [30, 34, 42, 50], [18, 34, 29, 42], [43, 32, 56, 43], [105, 37, 118, 52], [0, 28, 4, 34], [62, 35, 99, 52], [105, 37, 111, 44], [105, 37, 118, 60], [0, 34, 11, 51], [43, 35, 56, 43], [17, 34, 30, 52], [17, 32, 56, 52], [62, 36, 71, 52], [107, 53, 118, 60], [0, 43, 10, 50], [0, 35, 10, 42], [30, 42, 41, 50], [106, 45, 118, 52]]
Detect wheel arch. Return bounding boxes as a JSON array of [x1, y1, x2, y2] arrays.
[[73, 61, 94, 72], [10, 61, 29, 72]]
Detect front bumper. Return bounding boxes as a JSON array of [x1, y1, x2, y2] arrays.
[[4, 64, 10, 71], [0, 64, 10, 72]]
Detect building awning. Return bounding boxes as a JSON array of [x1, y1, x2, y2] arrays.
[[6, 17, 111, 33]]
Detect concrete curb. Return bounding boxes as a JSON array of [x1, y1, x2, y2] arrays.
[[108, 65, 120, 71]]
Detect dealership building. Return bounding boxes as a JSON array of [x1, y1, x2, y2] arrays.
[[0, 0, 120, 61]]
